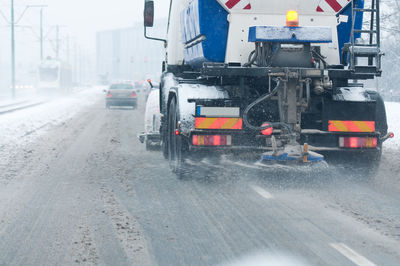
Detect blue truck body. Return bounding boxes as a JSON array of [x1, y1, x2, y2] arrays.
[[180, 0, 364, 67]]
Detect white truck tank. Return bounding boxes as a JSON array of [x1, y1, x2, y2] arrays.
[[169, 0, 362, 67]]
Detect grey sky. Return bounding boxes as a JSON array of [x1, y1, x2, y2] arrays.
[[1, 0, 170, 48], [0, 0, 170, 87], [45, 0, 170, 46]]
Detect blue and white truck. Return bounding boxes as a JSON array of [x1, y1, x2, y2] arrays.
[[144, 0, 393, 176]]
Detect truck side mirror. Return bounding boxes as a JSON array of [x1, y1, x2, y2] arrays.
[[147, 79, 153, 88], [143, 0, 166, 44], [144, 0, 154, 27]]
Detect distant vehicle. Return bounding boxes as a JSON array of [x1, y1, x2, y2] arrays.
[[105, 83, 138, 109], [38, 57, 72, 94], [139, 88, 161, 150]]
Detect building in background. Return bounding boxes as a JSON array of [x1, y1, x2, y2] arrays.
[[96, 21, 166, 84]]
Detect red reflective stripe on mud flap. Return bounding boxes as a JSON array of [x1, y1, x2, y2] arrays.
[[209, 118, 230, 129], [232, 119, 243, 129], [342, 121, 360, 132], [195, 117, 207, 128], [365, 121, 376, 132], [328, 121, 340, 132]]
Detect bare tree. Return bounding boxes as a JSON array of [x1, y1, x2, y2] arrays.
[[377, 0, 400, 99]]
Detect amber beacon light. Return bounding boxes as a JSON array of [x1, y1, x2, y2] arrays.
[[286, 10, 299, 27]]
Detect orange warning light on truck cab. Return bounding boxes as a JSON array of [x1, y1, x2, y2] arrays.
[[286, 10, 299, 27]]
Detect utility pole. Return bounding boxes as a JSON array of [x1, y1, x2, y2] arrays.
[[5, 4, 47, 98], [67, 35, 70, 64], [56, 25, 59, 59], [74, 40, 78, 84], [40, 8, 43, 61], [11, 0, 16, 99]]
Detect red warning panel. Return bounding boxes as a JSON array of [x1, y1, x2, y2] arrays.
[[328, 120, 375, 132], [195, 117, 243, 130]]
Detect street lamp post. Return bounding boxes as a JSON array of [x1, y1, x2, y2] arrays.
[[11, 0, 15, 99], [8, 4, 47, 99], [40, 8, 43, 61], [56, 24, 59, 59]]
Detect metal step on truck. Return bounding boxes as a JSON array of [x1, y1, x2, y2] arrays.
[[143, 0, 393, 177]]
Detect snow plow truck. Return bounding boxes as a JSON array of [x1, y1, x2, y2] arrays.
[[143, 0, 393, 176]]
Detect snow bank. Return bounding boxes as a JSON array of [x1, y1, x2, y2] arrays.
[[0, 87, 102, 147], [0, 87, 39, 105], [384, 102, 400, 150]]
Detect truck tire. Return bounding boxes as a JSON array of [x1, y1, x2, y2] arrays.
[[145, 138, 152, 151], [167, 97, 187, 178], [356, 91, 386, 178], [162, 126, 169, 159], [366, 90, 388, 136]]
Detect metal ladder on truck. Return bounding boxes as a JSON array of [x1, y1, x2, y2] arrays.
[[342, 0, 382, 76]]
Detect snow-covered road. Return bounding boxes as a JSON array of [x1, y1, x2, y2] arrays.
[[0, 87, 102, 146], [0, 89, 399, 265], [384, 102, 400, 150]]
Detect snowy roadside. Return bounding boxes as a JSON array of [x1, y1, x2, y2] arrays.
[[0, 88, 39, 107], [376, 102, 400, 190], [0, 87, 104, 155], [383, 102, 399, 150]]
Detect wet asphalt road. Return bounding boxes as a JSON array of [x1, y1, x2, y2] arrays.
[[0, 92, 399, 265]]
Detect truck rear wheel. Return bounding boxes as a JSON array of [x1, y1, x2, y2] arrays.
[[145, 138, 152, 151], [167, 98, 187, 178], [162, 126, 168, 159]]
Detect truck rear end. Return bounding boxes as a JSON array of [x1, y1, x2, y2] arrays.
[[144, 0, 393, 176]]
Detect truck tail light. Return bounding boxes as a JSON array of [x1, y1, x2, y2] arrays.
[[339, 137, 377, 148], [261, 123, 273, 136], [107, 92, 112, 97], [192, 135, 232, 146], [131, 91, 137, 98], [286, 10, 299, 27]]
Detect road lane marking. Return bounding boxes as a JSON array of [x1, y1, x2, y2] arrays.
[[232, 161, 261, 169], [330, 243, 377, 266], [201, 160, 226, 170], [250, 185, 274, 199]]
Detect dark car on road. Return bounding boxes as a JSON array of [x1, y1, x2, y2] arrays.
[[105, 83, 137, 109]]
